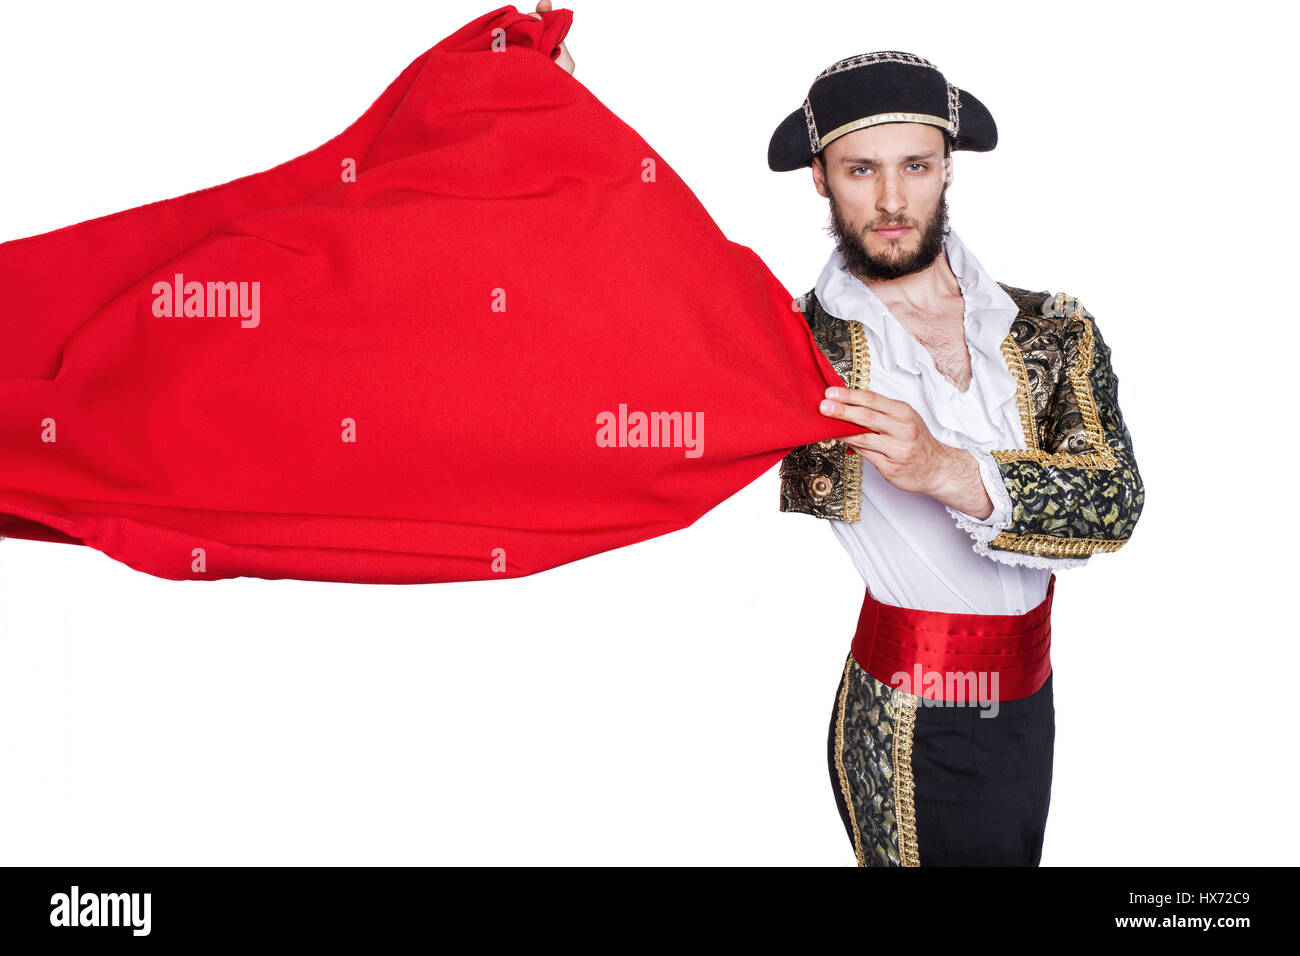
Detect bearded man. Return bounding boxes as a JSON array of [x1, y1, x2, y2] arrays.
[[770, 52, 1146, 866]]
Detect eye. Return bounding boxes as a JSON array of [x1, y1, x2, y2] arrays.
[[850, 166, 872, 176], [907, 163, 927, 172]]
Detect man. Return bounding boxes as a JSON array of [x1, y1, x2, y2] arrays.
[[538, 12, 1145, 864], [770, 53, 1145, 865]]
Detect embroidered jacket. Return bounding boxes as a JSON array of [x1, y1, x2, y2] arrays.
[[778, 284, 1145, 564]]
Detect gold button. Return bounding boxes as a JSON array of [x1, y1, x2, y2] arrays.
[[810, 475, 834, 498]]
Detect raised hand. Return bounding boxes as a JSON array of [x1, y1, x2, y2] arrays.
[[531, 0, 576, 74], [820, 386, 994, 518]]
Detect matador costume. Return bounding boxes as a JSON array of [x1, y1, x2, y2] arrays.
[[768, 53, 1146, 865]]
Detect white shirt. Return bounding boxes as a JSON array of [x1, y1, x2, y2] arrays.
[[813, 228, 1085, 616]]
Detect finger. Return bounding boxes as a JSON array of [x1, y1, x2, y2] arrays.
[[824, 385, 883, 407], [831, 387, 924, 440], [824, 386, 897, 422], [855, 444, 896, 471], [818, 396, 875, 430], [824, 385, 874, 407], [848, 431, 905, 463], [820, 395, 906, 438], [827, 386, 910, 420]]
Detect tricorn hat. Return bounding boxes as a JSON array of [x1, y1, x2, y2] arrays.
[[768, 51, 997, 172]]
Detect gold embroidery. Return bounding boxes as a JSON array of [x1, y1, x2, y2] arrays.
[[990, 532, 1128, 556], [999, 332, 1041, 453], [818, 112, 954, 151], [841, 320, 869, 523], [834, 655, 867, 867], [992, 316, 1117, 470], [988, 312, 1128, 558], [849, 319, 870, 389], [893, 692, 920, 867]]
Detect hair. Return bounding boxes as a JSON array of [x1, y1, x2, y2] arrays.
[[812, 131, 953, 172]]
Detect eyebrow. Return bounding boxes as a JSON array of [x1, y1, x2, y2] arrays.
[[840, 152, 937, 165]]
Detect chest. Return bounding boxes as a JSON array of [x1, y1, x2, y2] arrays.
[[888, 299, 973, 392]]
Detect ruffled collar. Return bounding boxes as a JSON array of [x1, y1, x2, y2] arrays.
[[812, 228, 1020, 445]]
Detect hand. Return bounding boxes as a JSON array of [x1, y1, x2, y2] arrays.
[[819, 386, 993, 517], [530, 0, 576, 75]]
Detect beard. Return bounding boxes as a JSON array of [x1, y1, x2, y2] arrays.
[[825, 180, 950, 282]]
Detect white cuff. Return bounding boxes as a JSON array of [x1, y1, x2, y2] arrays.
[[945, 446, 1090, 571]]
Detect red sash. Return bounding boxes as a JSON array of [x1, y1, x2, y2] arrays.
[[851, 573, 1054, 703]]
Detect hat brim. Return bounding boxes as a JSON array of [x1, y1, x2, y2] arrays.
[[767, 87, 997, 172], [768, 106, 814, 172]]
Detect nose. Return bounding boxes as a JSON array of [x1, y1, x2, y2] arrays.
[[876, 171, 906, 217]]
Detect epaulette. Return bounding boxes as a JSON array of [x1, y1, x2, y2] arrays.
[[1040, 291, 1093, 320]]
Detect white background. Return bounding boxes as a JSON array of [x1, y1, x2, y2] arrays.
[[0, 0, 1293, 865]]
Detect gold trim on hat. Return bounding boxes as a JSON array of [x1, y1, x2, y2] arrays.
[[817, 112, 953, 152]]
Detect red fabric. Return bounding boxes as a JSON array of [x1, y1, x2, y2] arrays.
[[0, 4, 863, 584], [852, 574, 1055, 702]]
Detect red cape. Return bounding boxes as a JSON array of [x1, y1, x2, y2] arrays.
[[0, 4, 863, 584]]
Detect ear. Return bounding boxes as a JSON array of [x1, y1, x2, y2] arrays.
[[812, 157, 829, 198], [942, 156, 953, 186]]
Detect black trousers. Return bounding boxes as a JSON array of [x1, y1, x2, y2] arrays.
[[827, 651, 1055, 866]]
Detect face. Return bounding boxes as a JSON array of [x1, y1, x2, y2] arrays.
[[812, 122, 950, 281]]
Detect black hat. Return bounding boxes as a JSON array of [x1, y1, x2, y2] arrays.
[[768, 51, 997, 172]]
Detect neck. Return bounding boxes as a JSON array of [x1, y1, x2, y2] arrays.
[[850, 247, 960, 311]]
